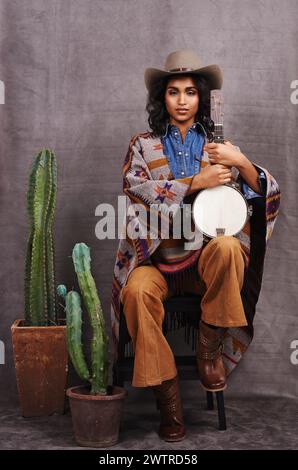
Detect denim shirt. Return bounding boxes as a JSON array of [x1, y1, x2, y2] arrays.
[[161, 121, 266, 199]]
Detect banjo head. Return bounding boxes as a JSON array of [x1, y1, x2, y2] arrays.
[[192, 185, 248, 238]]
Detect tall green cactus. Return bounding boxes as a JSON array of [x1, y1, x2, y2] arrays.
[[57, 243, 109, 395], [25, 149, 57, 326]]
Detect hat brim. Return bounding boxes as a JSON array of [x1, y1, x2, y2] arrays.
[[144, 64, 223, 91]]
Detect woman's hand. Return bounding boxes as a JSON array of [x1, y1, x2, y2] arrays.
[[186, 164, 232, 195], [197, 164, 232, 189], [203, 140, 245, 168]]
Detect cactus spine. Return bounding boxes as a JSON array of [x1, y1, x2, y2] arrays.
[[57, 243, 109, 395], [25, 149, 57, 326]]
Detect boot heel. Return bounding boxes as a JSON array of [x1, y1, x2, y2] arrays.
[[200, 382, 227, 392]]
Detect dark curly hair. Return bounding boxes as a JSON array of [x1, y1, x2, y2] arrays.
[[145, 73, 214, 139]]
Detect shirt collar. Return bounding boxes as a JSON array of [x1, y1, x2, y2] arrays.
[[162, 120, 207, 138]]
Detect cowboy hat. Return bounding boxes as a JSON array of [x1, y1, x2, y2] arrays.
[[144, 49, 223, 91]]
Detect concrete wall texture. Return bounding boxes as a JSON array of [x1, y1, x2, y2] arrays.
[[0, 0, 297, 401]]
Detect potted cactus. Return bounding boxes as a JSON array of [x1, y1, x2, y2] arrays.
[[11, 149, 68, 417], [57, 243, 126, 448]]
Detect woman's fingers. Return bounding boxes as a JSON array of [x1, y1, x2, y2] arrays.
[[220, 172, 232, 180], [220, 169, 232, 176], [220, 177, 232, 184]]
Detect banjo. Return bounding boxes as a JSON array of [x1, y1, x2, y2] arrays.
[[192, 90, 252, 238]]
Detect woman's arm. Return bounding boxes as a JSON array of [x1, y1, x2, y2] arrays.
[[236, 155, 262, 195], [204, 141, 264, 196]]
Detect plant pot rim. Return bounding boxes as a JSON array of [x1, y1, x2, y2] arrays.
[[67, 385, 127, 402], [11, 319, 66, 330]]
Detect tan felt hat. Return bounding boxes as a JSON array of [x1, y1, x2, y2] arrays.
[[144, 49, 223, 91]]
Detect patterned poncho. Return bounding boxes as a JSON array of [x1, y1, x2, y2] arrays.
[[111, 131, 280, 376]]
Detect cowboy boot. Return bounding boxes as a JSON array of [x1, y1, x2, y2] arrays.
[[196, 320, 227, 392], [152, 375, 185, 442]]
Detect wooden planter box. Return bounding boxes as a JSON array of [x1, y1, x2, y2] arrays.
[[11, 319, 68, 417]]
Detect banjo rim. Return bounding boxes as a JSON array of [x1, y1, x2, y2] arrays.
[[192, 183, 250, 238]]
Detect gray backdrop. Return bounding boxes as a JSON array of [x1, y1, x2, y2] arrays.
[[0, 0, 297, 402]]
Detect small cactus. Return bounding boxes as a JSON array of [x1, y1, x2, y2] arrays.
[[57, 286, 90, 382], [57, 243, 109, 395], [25, 149, 57, 326]]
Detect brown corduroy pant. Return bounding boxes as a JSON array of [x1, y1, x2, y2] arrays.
[[120, 236, 248, 387]]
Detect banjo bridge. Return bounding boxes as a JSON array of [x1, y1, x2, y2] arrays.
[[216, 228, 226, 236]]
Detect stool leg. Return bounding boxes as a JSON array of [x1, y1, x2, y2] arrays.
[[113, 362, 123, 387], [206, 391, 214, 410], [113, 364, 118, 386], [113, 302, 128, 388], [215, 391, 227, 431]]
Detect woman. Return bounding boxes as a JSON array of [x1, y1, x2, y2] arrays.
[[111, 50, 280, 442]]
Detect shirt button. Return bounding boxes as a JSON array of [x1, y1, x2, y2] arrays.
[[185, 153, 188, 157], [178, 151, 182, 155], [181, 171, 185, 175], [174, 132, 178, 136]]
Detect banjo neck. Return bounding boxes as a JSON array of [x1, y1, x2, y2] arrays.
[[210, 90, 225, 144], [213, 123, 224, 144]]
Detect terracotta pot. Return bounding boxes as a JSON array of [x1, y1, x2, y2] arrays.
[[67, 385, 127, 447], [11, 319, 68, 417]]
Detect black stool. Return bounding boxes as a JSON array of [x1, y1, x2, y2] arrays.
[[113, 294, 227, 431]]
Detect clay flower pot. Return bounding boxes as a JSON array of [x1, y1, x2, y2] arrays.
[[67, 385, 127, 447]]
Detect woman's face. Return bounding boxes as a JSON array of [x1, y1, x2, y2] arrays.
[[164, 75, 199, 127]]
